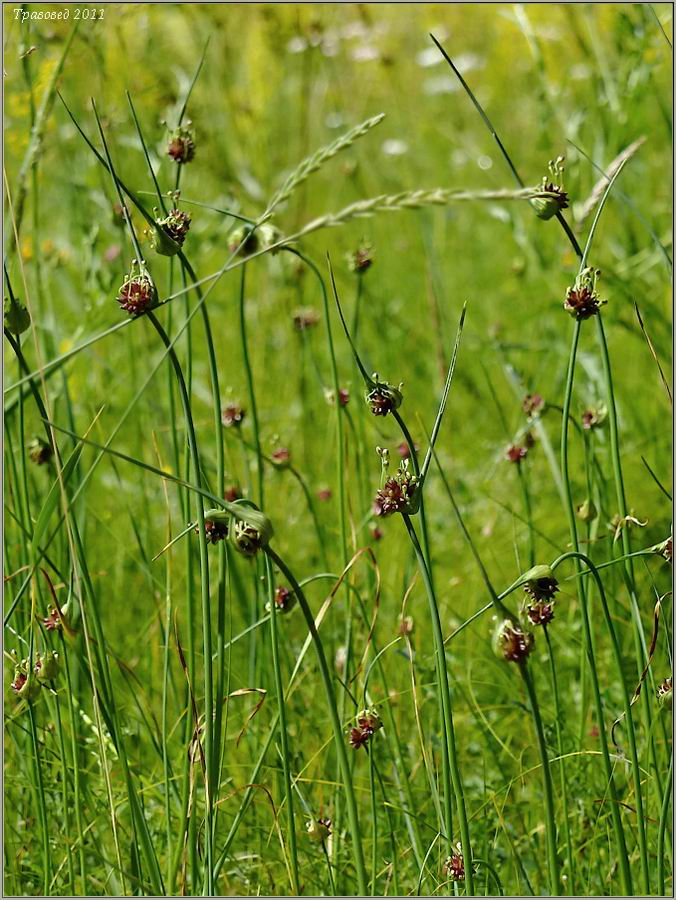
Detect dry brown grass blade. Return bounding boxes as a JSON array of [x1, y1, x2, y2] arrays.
[[225, 688, 268, 747], [576, 137, 646, 225]]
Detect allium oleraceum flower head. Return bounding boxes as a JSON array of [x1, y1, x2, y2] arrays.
[[657, 677, 672, 710], [349, 708, 382, 749], [150, 208, 192, 257], [116, 260, 156, 317], [222, 403, 245, 428], [346, 241, 374, 274], [265, 585, 296, 614], [530, 156, 569, 221], [228, 503, 274, 557], [167, 123, 196, 164], [366, 374, 403, 417], [525, 598, 555, 627], [564, 267, 606, 320], [306, 817, 331, 843], [523, 573, 559, 602], [443, 845, 466, 882], [28, 436, 52, 466], [522, 393, 545, 419], [493, 619, 535, 662], [373, 460, 419, 517]]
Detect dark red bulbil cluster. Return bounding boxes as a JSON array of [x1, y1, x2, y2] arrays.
[[522, 393, 544, 418], [494, 619, 535, 662], [525, 599, 555, 627], [349, 709, 382, 750], [200, 518, 228, 544], [167, 124, 196, 164], [159, 208, 192, 246], [524, 575, 559, 602], [117, 270, 155, 316], [443, 849, 465, 882], [222, 404, 245, 428], [373, 467, 418, 517]]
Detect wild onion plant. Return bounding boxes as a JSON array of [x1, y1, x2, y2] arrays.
[[4, 8, 672, 899]]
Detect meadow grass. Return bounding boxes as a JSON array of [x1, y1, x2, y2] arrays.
[[3, 4, 673, 897]]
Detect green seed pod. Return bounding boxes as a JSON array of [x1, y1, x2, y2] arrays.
[[150, 224, 181, 257], [35, 651, 60, 683], [4, 294, 30, 335], [530, 188, 568, 221]]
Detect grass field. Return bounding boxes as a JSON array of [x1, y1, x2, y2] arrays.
[[3, 3, 673, 896]]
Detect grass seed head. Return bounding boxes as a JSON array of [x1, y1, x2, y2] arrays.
[[373, 460, 419, 516]]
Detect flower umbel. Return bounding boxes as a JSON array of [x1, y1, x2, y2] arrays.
[[443, 844, 466, 882], [228, 503, 274, 557], [349, 707, 382, 749], [306, 817, 331, 843], [346, 241, 374, 274], [116, 260, 156, 317], [494, 619, 535, 662], [366, 374, 403, 416], [28, 437, 52, 466], [222, 403, 245, 428], [525, 598, 555, 627], [657, 677, 672, 710], [564, 267, 606, 320], [266, 585, 296, 614], [373, 460, 419, 517], [167, 123, 196, 164], [531, 156, 569, 220], [150, 208, 192, 256]]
